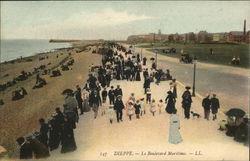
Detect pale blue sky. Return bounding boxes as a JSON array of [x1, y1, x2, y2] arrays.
[[1, 1, 250, 40]]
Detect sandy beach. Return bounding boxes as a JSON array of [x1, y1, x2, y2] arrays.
[[0, 44, 101, 157]]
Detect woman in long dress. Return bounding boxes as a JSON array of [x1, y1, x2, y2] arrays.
[[82, 89, 90, 112], [61, 116, 77, 153], [170, 79, 177, 98], [169, 109, 182, 144], [165, 91, 176, 114], [135, 68, 141, 81]]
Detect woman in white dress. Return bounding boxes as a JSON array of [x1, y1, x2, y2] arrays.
[[140, 98, 145, 115], [169, 109, 183, 144], [150, 99, 157, 116]]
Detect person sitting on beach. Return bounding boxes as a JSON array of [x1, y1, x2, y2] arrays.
[[51, 70, 61, 77], [12, 90, 24, 101], [33, 77, 47, 89], [61, 65, 69, 71], [20, 87, 27, 96], [0, 99, 4, 106]]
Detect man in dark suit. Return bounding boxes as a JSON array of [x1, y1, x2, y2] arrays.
[[143, 76, 151, 94], [75, 85, 83, 115], [143, 68, 149, 80], [108, 86, 115, 105], [114, 85, 123, 100], [16, 137, 33, 159], [202, 94, 211, 120], [210, 94, 220, 120], [114, 95, 125, 122], [89, 90, 102, 119], [182, 86, 192, 119]]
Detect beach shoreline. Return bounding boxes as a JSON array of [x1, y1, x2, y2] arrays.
[[0, 42, 102, 158]]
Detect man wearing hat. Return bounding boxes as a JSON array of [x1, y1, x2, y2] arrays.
[[210, 94, 220, 120], [181, 86, 192, 119], [108, 86, 115, 105], [202, 94, 211, 120], [114, 85, 123, 100], [114, 95, 125, 122], [75, 85, 84, 115], [90, 90, 102, 119]]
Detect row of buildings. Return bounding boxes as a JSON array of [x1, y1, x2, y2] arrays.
[[127, 20, 250, 44]]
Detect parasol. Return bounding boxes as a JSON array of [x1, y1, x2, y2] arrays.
[[226, 108, 246, 118]]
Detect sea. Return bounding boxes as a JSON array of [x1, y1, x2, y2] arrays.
[[0, 39, 71, 62]]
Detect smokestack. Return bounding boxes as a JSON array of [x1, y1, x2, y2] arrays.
[[244, 20, 246, 35], [244, 19, 246, 42]]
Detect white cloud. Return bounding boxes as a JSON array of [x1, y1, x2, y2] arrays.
[[66, 8, 151, 28], [2, 8, 151, 39]]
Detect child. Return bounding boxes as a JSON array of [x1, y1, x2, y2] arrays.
[[158, 99, 164, 114], [140, 98, 145, 115], [134, 100, 141, 119], [129, 93, 136, 103], [126, 101, 134, 121], [107, 105, 115, 124], [150, 99, 157, 116], [146, 88, 151, 104]]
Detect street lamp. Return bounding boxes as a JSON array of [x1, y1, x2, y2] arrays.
[[155, 49, 158, 69], [154, 49, 158, 68], [140, 48, 143, 60], [192, 56, 198, 97]]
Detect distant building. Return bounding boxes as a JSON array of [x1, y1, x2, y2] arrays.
[[246, 31, 250, 43], [197, 31, 208, 43], [185, 32, 196, 42], [212, 33, 227, 42], [227, 19, 248, 43], [158, 29, 162, 36], [212, 34, 220, 42], [227, 31, 245, 42], [127, 30, 168, 43], [127, 20, 248, 43], [127, 34, 154, 42]]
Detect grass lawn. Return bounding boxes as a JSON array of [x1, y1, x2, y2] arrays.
[[136, 43, 249, 68]]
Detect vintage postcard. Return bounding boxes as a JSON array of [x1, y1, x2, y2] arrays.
[[0, 1, 249, 161]]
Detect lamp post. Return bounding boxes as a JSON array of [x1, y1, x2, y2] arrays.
[[140, 48, 143, 60], [154, 49, 158, 69], [192, 56, 197, 97]]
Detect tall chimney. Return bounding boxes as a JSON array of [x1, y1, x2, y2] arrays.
[[244, 19, 246, 38], [243, 20, 246, 35]]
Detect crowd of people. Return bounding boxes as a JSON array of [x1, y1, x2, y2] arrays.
[[16, 43, 248, 159]]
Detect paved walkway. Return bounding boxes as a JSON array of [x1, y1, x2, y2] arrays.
[[126, 44, 249, 112], [48, 49, 248, 160]]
